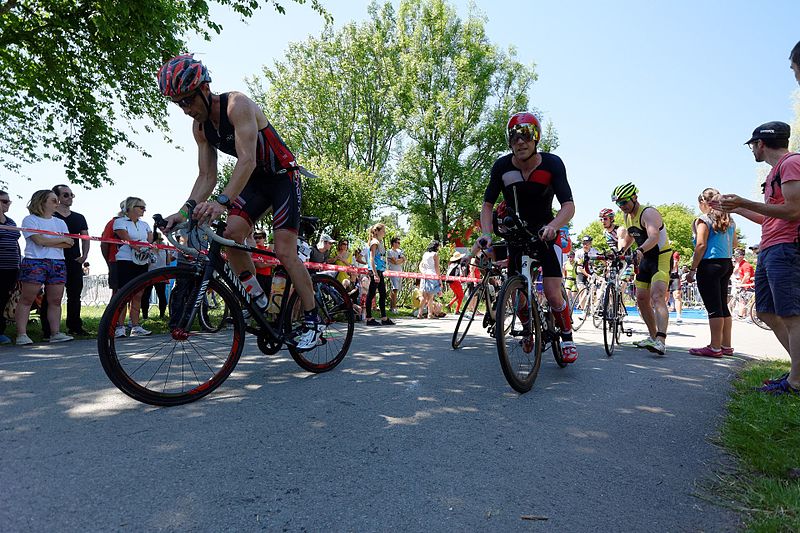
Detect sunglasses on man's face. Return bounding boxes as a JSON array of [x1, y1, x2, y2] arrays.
[[615, 199, 629, 207], [61, 192, 74, 198], [172, 92, 198, 108], [508, 123, 539, 144]]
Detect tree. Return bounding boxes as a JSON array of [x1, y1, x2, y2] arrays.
[[249, 1, 401, 176], [0, 0, 328, 187], [390, 0, 545, 242]]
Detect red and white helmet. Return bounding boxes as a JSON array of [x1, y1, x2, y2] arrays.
[[506, 112, 541, 145], [157, 54, 211, 97], [599, 208, 614, 219]]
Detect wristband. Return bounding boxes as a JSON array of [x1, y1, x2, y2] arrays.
[[179, 208, 188, 219]]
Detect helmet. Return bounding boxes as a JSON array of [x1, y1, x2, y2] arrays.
[[611, 182, 639, 202], [582, 235, 593, 242], [599, 208, 614, 219], [507, 112, 541, 145], [157, 54, 212, 97]]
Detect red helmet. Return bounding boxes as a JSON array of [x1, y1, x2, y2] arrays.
[[157, 54, 211, 97], [599, 208, 614, 219], [507, 112, 541, 145]]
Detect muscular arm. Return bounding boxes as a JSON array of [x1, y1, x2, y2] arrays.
[[639, 208, 665, 253], [219, 93, 259, 200], [617, 226, 633, 252], [480, 201, 494, 238], [549, 201, 575, 231]]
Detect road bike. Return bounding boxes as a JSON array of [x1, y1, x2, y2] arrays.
[[571, 274, 604, 331], [451, 253, 504, 349], [492, 189, 568, 393], [97, 215, 354, 406], [599, 251, 633, 356]]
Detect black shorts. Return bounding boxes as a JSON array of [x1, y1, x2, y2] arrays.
[[116, 260, 149, 289], [229, 168, 301, 232], [108, 262, 119, 290], [508, 239, 562, 278]]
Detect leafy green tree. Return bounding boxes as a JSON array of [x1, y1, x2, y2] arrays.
[[0, 0, 328, 186], [249, 1, 401, 176], [390, 0, 545, 242]]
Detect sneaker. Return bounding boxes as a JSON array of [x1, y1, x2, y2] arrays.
[[0, 334, 11, 345], [114, 326, 127, 338], [721, 347, 734, 356], [756, 376, 800, 395], [763, 372, 790, 386], [366, 318, 382, 326], [49, 332, 74, 343], [561, 340, 578, 363], [130, 325, 152, 337], [634, 337, 654, 349], [645, 338, 666, 356], [689, 345, 722, 358], [381, 318, 396, 326], [16, 334, 33, 345], [68, 329, 89, 337], [295, 322, 324, 351]]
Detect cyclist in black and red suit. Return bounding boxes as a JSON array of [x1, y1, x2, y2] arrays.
[[158, 54, 321, 350], [480, 111, 578, 363]]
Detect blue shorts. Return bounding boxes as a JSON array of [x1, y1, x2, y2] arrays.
[[423, 279, 441, 294], [755, 243, 800, 317], [19, 258, 67, 285]]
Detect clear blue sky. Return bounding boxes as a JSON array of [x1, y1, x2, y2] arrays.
[[11, 0, 800, 273]]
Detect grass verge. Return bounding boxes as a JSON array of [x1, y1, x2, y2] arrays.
[[715, 360, 800, 532]]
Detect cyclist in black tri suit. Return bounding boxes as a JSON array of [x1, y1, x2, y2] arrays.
[[480, 111, 579, 363], [158, 54, 321, 350]]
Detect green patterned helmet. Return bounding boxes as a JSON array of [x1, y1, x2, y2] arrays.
[[611, 182, 639, 203]]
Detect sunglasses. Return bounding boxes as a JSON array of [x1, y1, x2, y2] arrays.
[[61, 192, 75, 198], [508, 123, 540, 144], [615, 199, 629, 207], [172, 92, 198, 108]]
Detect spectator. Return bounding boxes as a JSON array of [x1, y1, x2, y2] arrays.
[[113, 197, 153, 337], [140, 231, 171, 320], [446, 251, 466, 313], [366, 223, 393, 326], [0, 190, 21, 345], [100, 202, 124, 295], [15, 190, 74, 345], [718, 120, 800, 393], [332, 239, 355, 286], [732, 247, 754, 289], [418, 240, 444, 319], [82, 262, 90, 276], [668, 250, 683, 324], [252, 231, 273, 297], [387, 236, 405, 313], [687, 188, 737, 357], [310, 234, 335, 264], [39, 184, 90, 337]]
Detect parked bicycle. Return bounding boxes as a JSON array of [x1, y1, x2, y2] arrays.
[[491, 190, 568, 393], [451, 253, 504, 349], [97, 214, 354, 406]]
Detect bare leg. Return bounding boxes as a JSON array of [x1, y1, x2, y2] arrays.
[[44, 284, 65, 334], [15, 283, 41, 337]]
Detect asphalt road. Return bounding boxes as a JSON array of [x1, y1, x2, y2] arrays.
[[0, 314, 786, 532]]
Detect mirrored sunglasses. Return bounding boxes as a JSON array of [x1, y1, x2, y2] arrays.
[[508, 123, 539, 143]]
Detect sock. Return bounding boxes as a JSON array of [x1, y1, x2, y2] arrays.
[[552, 299, 573, 335]]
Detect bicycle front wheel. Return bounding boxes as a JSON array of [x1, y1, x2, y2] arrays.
[[452, 285, 484, 349], [571, 287, 589, 331], [97, 266, 246, 406], [602, 284, 617, 357], [495, 276, 542, 393], [286, 274, 354, 372]]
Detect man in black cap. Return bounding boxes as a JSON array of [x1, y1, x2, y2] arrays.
[[717, 121, 800, 395]]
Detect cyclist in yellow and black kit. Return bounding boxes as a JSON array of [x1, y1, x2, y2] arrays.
[[613, 182, 672, 355]]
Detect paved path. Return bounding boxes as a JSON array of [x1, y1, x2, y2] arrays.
[[0, 315, 786, 532]]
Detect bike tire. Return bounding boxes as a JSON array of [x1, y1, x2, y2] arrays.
[[615, 293, 626, 345], [749, 295, 770, 330], [97, 266, 246, 406], [285, 274, 354, 373], [602, 284, 617, 357], [571, 287, 589, 331], [592, 287, 603, 329], [495, 276, 542, 393], [452, 285, 484, 349]]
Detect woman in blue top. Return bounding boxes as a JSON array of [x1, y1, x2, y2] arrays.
[[366, 223, 394, 326], [686, 188, 737, 357]]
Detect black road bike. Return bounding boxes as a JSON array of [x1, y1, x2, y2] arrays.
[[600, 251, 633, 356], [97, 215, 354, 406], [493, 190, 569, 393]]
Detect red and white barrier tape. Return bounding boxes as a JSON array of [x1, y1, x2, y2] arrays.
[[0, 225, 480, 283]]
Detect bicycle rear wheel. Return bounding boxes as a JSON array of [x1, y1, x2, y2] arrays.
[[571, 287, 589, 331], [615, 293, 627, 344], [749, 295, 770, 330], [199, 288, 231, 333], [495, 276, 542, 393], [592, 287, 603, 329], [602, 284, 617, 357], [452, 285, 484, 349], [97, 266, 246, 406], [286, 274, 354, 372]]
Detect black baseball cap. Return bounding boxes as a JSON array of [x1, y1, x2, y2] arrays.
[[744, 121, 791, 144]]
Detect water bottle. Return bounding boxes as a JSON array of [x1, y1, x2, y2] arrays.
[[239, 271, 269, 311], [268, 272, 287, 313]]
